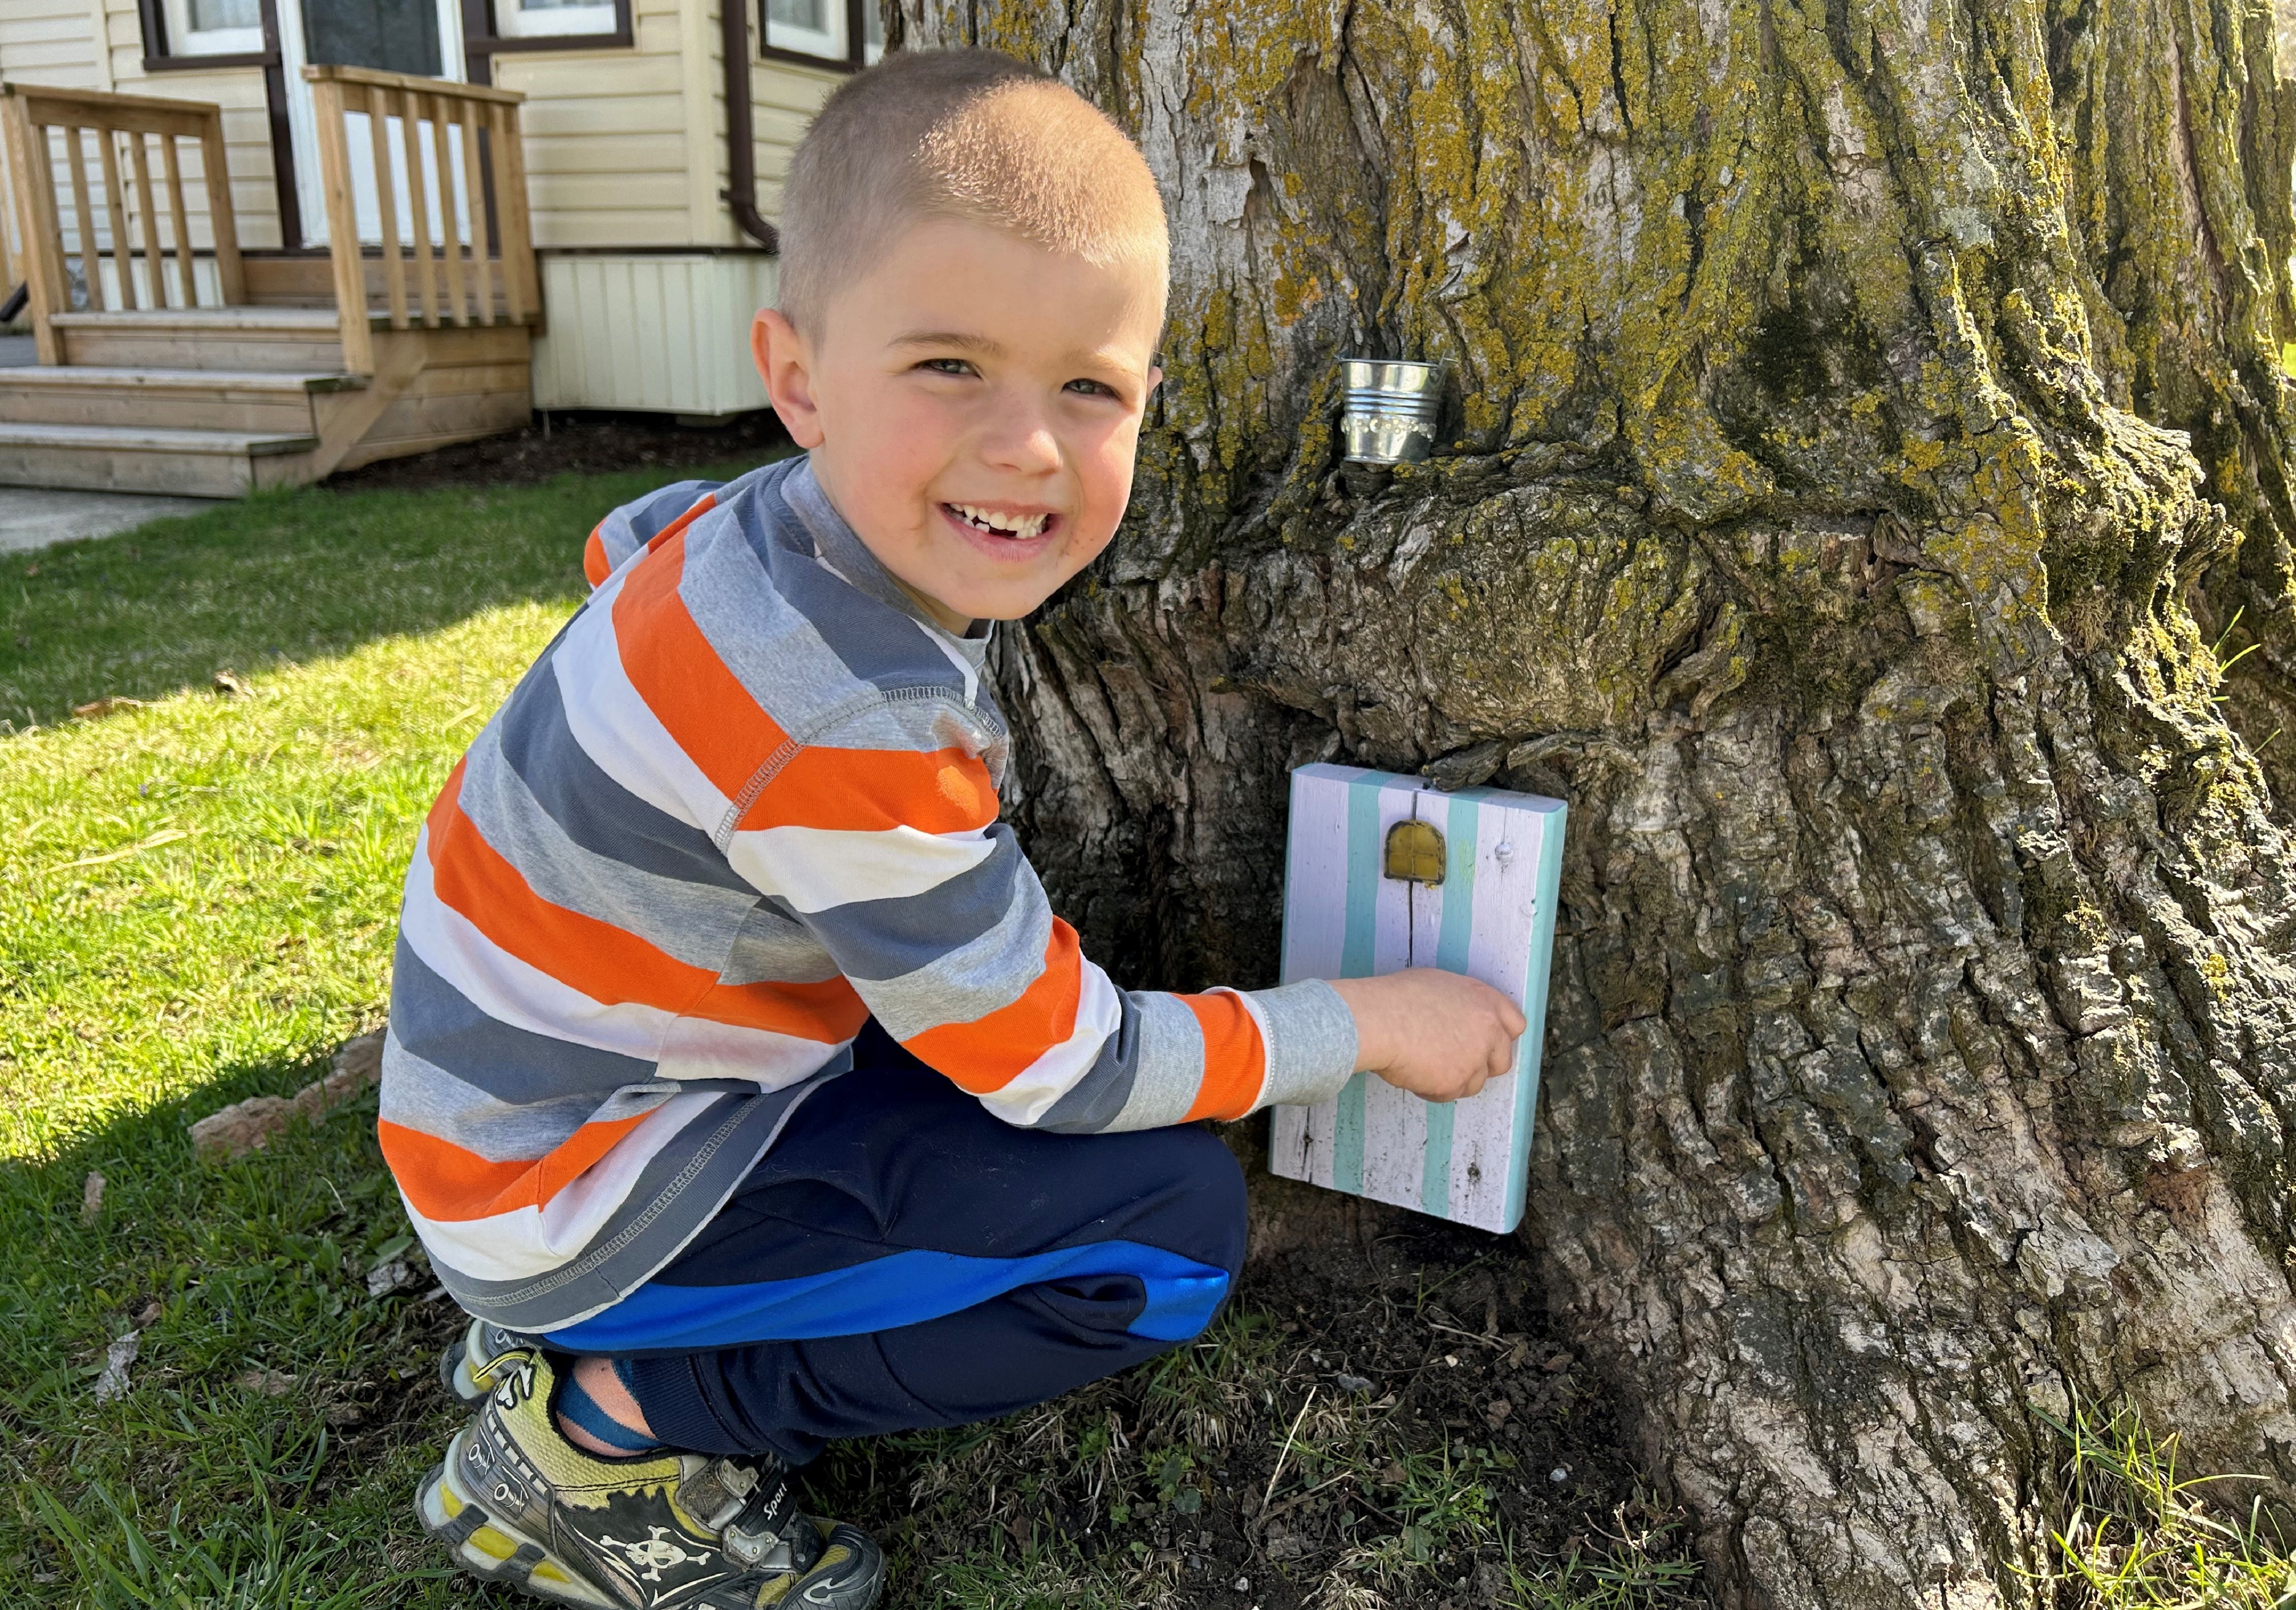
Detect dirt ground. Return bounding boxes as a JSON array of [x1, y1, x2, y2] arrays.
[[805, 1129, 1692, 1609], [325, 409, 792, 494]]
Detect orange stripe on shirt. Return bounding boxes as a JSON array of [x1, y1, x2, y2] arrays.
[[425, 753, 472, 841], [1177, 993, 1267, 1121], [902, 920, 1084, 1091], [692, 975, 871, 1043], [428, 781, 712, 1014], [424, 782, 852, 1043], [611, 527, 789, 801], [379, 1112, 652, 1222], [583, 529, 611, 588], [739, 745, 997, 835]]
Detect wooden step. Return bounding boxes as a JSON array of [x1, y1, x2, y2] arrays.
[[0, 422, 319, 496], [47, 308, 349, 374], [0, 367, 364, 432]]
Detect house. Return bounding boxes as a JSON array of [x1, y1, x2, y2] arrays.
[[0, 0, 868, 491]]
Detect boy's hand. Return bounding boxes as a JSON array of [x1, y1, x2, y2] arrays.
[[1326, 970, 1529, 1103]]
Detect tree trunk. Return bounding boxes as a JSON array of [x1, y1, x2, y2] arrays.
[[897, 1, 2296, 1603]]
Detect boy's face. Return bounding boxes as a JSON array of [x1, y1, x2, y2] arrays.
[[752, 218, 1166, 634]]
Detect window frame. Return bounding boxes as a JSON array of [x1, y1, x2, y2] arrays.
[[460, 0, 633, 61], [138, 0, 280, 70], [491, 0, 619, 39], [757, 0, 878, 71]]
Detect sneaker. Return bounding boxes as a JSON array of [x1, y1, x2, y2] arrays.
[[440, 1315, 536, 1408], [417, 1350, 884, 1609]]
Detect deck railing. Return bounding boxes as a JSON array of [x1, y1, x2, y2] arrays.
[[0, 82, 245, 362], [1, 121, 21, 311], [305, 64, 537, 376]]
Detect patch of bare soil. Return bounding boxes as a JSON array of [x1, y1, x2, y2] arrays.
[[323, 409, 791, 494], [808, 1133, 1693, 1609]]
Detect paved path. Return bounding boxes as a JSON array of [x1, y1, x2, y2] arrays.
[[0, 486, 221, 554]]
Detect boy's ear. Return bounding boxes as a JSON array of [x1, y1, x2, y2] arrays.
[[752, 309, 825, 450]]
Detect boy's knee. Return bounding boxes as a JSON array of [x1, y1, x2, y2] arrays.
[[1159, 1122, 1249, 1282]]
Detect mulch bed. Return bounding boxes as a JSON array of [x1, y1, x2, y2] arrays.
[[323, 409, 791, 494]]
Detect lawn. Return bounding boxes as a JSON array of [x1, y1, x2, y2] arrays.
[[0, 465, 2283, 1610]]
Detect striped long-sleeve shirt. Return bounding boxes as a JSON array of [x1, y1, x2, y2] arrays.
[[380, 454, 1358, 1332]]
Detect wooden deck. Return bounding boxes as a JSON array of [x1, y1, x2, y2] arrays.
[[0, 306, 532, 495], [0, 74, 537, 494]]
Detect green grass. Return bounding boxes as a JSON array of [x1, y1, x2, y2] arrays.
[[1, 476, 688, 733], [0, 467, 1703, 1609], [0, 469, 753, 1607], [2031, 1398, 2296, 1607]]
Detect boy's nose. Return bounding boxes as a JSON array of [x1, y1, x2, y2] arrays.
[[979, 404, 1062, 475]]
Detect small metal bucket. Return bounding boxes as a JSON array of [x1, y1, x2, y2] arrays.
[[1339, 358, 1444, 464]]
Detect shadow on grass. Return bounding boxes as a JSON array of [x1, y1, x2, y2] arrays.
[[0, 1048, 475, 1608], [0, 451, 790, 732]]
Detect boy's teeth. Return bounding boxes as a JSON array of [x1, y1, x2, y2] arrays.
[[953, 504, 1046, 539]]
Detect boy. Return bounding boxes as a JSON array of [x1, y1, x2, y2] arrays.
[[385, 46, 1525, 1610]]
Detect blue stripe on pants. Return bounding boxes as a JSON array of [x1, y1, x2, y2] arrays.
[[574, 1022, 1248, 1464], [548, 1239, 1230, 1351]]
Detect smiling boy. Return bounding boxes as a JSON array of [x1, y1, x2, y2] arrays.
[[389, 48, 1523, 1610]]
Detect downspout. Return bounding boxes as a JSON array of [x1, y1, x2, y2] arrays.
[[719, 0, 780, 250]]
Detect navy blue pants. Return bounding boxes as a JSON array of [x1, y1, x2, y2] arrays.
[[543, 1023, 1249, 1465]]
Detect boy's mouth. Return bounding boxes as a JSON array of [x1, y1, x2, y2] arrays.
[[944, 503, 1054, 543]]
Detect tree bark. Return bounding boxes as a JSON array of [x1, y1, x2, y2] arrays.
[[897, 1, 2296, 1604]]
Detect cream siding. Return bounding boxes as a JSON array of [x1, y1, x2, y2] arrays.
[[96, 0, 287, 249], [675, 0, 715, 241], [749, 53, 834, 224], [490, 0, 834, 251], [0, 0, 105, 87], [530, 252, 775, 414], [495, 0, 711, 249]]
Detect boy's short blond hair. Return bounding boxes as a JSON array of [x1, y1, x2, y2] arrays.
[[777, 48, 1169, 339]]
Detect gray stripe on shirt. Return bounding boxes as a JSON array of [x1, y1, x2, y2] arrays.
[[457, 721, 759, 971], [1096, 991, 1208, 1132], [830, 881, 1054, 1040], [1247, 980, 1361, 1108]]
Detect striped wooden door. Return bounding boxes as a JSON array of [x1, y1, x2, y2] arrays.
[[1268, 764, 1565, 1234]]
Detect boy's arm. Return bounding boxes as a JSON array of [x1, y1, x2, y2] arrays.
[[725, 740, 1359, 1132]]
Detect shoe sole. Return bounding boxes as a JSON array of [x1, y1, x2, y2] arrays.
[[416, 1431, 613, 1609], [440, 1322, 519, 1410]]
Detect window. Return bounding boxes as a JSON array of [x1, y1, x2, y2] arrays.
[[466, 0, 632, 57], [494, 0, 617, 39], [762, 0, 880, 68], [162, 0, 264, 54]]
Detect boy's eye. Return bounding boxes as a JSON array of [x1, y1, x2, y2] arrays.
[[919, 358, 976, 377], [1064, 378, 1118, 398]]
